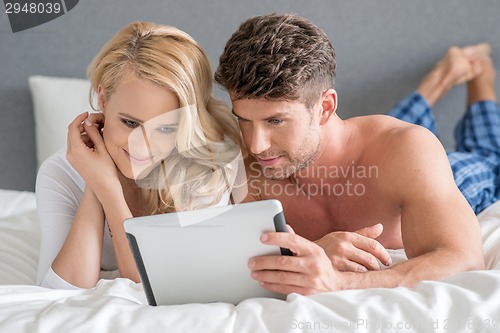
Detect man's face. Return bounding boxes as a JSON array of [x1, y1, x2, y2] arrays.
[[232, 98, 321, 179]]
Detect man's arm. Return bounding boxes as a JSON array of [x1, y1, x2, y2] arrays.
[[377, 125, 484, 286], [249, 125, 485, 294]]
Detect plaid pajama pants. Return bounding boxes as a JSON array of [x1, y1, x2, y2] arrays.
[[388, 92, 500, 214]]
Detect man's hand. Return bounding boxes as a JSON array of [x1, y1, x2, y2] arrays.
[[314, 224, 392, 272], [249, 227, 342, 295]]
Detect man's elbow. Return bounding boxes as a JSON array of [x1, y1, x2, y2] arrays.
[[461, 251, 486, 272]]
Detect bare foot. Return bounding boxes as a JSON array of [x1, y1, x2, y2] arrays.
[[439, 46, 483, 87], [417, 46, 481, 106], [462, 43, 497, 105], [462, 43, 491, 62]]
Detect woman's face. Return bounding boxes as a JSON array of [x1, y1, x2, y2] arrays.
[[99, 77, 181, 181]]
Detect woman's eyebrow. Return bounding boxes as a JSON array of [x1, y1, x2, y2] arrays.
[[118, 112, 144, 123], [119, 113, 180, 127], [159, 123, 180, 127]]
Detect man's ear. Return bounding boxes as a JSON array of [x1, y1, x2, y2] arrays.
[[319, 89, 338, 125], [97, 84, 107, 113]]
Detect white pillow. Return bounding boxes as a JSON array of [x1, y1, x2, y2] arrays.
[[29, 76, 94, 168]]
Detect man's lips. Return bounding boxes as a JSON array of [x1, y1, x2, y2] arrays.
[[258, 156, 282, 167]]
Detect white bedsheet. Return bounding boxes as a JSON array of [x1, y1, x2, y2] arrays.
[[0, 189, 499, 333]]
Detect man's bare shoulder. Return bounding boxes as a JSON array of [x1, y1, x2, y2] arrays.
[[343, 115, 412, 154], [348, 114, 439, 158], [372, 119, 454, 203], [375, 118, 445, 162], [347, 114, 413, 138]]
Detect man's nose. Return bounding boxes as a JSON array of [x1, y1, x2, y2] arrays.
[[249, 126, 271, 155]]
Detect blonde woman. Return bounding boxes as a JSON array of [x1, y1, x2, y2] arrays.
[[35, 22, 244, 289]]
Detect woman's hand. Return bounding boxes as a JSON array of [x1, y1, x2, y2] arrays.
[[67, 112, 121, 198]]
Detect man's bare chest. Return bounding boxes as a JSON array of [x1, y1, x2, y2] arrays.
[[259, 180, 402, 247]]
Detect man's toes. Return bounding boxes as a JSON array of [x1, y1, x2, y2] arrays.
[[463, 43, 492, 59]]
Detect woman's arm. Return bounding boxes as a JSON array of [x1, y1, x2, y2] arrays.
[[96, 190, 140, 282], [66, 112, 140, 283], [36, 150, 86, 288], [51, 186, 105, 288]]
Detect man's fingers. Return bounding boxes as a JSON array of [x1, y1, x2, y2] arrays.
[[251, 269, 306, 288], [252, 271, 326, 295], [260, 232, 319, 257], [355, 223, 383, 239], [353, 224, 391, 266], [258, 281, 312, 296], [286, 224, 296, 234], [249, 254, 305, 273], [351, 235, 392, 266], [249, 260, 331, 295], [330, 255, 369, 272], [326, 243, 380, 271], [349, 248, 383, 271]]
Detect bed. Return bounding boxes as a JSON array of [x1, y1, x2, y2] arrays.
[[1, 188, 500, 333]]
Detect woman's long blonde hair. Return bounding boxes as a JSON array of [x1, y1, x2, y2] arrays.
[[87, 21, 243, 214]]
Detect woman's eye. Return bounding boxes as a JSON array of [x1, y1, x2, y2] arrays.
[[121, 119, 139, 128], [158, 126, 177, 134]]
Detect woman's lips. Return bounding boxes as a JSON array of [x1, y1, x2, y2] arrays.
[[124, 149, 151, 165]]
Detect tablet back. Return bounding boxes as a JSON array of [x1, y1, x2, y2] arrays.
[[124, 199, 290, 305]]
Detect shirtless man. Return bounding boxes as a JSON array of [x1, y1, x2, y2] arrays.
[[214, 13, 485, 295]]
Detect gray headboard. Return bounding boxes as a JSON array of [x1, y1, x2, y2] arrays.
[[1, 0, 499, 191]]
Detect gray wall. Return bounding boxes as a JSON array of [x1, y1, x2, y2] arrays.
[[1, 0, 500, 191]]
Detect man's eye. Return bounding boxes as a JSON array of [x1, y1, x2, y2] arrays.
[[121, 119, 139, 128], [268, 118, 283, 125]]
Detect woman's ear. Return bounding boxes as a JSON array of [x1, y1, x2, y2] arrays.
[[97, 84, 107, 113], [319, 89, 338, 125]]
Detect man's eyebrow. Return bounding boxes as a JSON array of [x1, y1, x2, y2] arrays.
[[232, 109, 248, 121], [118, 112, 144, 123], [264, 111, 289, 121], [231, 109, 289, 121]]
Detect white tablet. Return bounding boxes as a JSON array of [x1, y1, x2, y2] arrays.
[[124, 199, 292, 306]]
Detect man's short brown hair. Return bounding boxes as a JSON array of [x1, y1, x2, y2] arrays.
[[215, 13, 336, 108]]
